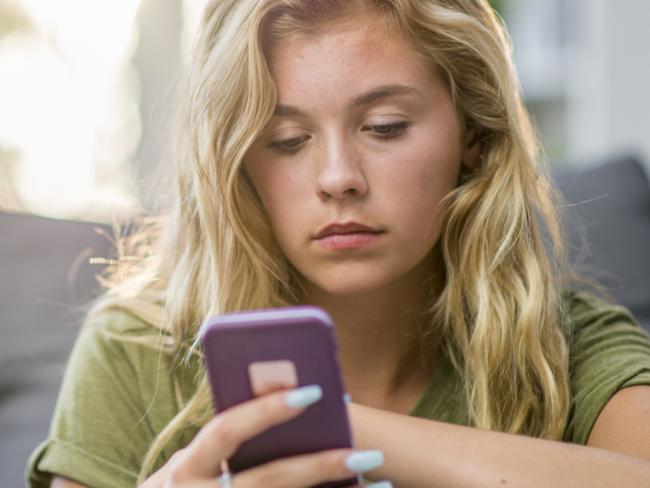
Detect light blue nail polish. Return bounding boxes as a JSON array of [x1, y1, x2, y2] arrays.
[[345, 450, 384, 473], [366, 482, 393, 488], [284, 385, 322, 409], [343, 393, 352, 403]]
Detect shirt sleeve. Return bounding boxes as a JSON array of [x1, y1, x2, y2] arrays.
[[26, 310, 167, 488], [563, 292, 650, 445]]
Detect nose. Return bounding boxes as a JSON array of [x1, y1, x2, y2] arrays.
[[316, 134, 368, 201]]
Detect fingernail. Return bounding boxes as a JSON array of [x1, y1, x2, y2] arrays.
[[345, 450, 384, 473], [343, 393, 352, 403], [366, 482, 393, 488], [284, 385, 322, 409]]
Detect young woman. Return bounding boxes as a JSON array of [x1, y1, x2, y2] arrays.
[[28, 1, 650, 487]]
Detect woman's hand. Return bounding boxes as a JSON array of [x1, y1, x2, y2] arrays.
[[140, 385, 389, 488]]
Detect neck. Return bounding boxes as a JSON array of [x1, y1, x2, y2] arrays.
[[302, 266, 439, 411]]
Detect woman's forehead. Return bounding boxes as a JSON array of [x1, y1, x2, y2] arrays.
[[266, 17, 439, 107], [266, 10, 401, 65]]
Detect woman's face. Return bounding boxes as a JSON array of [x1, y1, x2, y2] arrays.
[[244, 15, 474, 298]]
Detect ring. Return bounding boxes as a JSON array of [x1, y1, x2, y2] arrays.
[[217, 459, 233, 488]]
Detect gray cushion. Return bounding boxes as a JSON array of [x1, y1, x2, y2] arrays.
[[553, 155, 650, 330], [0, 212, 112, 487]]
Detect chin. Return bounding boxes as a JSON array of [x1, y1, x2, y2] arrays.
[[295, 255, 433, 300]]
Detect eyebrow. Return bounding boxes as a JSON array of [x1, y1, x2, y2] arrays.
[[272, 84, 423, 117]]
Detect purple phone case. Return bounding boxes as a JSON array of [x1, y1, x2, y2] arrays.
[[200, 307, 358, 488]]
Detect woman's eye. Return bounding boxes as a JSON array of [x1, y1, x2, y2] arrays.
[[268, 135, 310, 153], [364, 121, 410, 139]]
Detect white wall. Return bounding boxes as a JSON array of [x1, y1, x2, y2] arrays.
[[568, 0, 650, 172], [507, 0, 650, 173]]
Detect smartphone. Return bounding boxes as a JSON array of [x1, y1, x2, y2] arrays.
[[200, 306, 358, 488]]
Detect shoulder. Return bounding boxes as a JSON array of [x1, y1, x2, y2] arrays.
[[74, 303, 173, 366], [561, 289, 650, 360], [71, 303, 200, 408], [27, 305, 196, 487], [561, 289, 650, 444], [75, 302, 200, 414], [562, 289, 639, 331], [61, 304, 171, 406], [83, 303, 164, 338]]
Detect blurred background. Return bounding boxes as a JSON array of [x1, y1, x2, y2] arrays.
[[0, 0, 649, 222], [2, 3, 650, 486]]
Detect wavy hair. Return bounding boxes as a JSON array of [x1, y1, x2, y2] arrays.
[[87, 0, 571, 482]]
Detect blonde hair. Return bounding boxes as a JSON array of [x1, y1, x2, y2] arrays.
[[88, 0, 571, 482]]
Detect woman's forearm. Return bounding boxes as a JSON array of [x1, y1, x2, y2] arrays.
[[348, 403, 650, 488]]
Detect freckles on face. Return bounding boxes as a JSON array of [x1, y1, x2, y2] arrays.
[[355, 77, 462, 247], [243, 14, 465, 297]]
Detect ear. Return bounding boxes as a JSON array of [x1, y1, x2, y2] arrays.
[[461, 131, 483, 169]]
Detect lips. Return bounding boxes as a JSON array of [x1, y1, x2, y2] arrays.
[[313, 222, 383, 240]]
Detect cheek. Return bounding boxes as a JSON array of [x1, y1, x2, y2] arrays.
[[386, 139, 461, 225], [254, 170, 312, 245]]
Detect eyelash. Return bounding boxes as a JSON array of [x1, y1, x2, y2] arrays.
[[364, 121, 410, 138], [268, 135, 310, 153], [267, 121, 411, 153]]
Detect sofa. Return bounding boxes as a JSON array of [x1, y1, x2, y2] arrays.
[[1, 214, 113, 487], [1, 154, 649, 487], [553, 154, 650, 329]]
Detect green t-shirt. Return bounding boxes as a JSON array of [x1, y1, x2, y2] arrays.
[[27, 292, 650, 487]]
